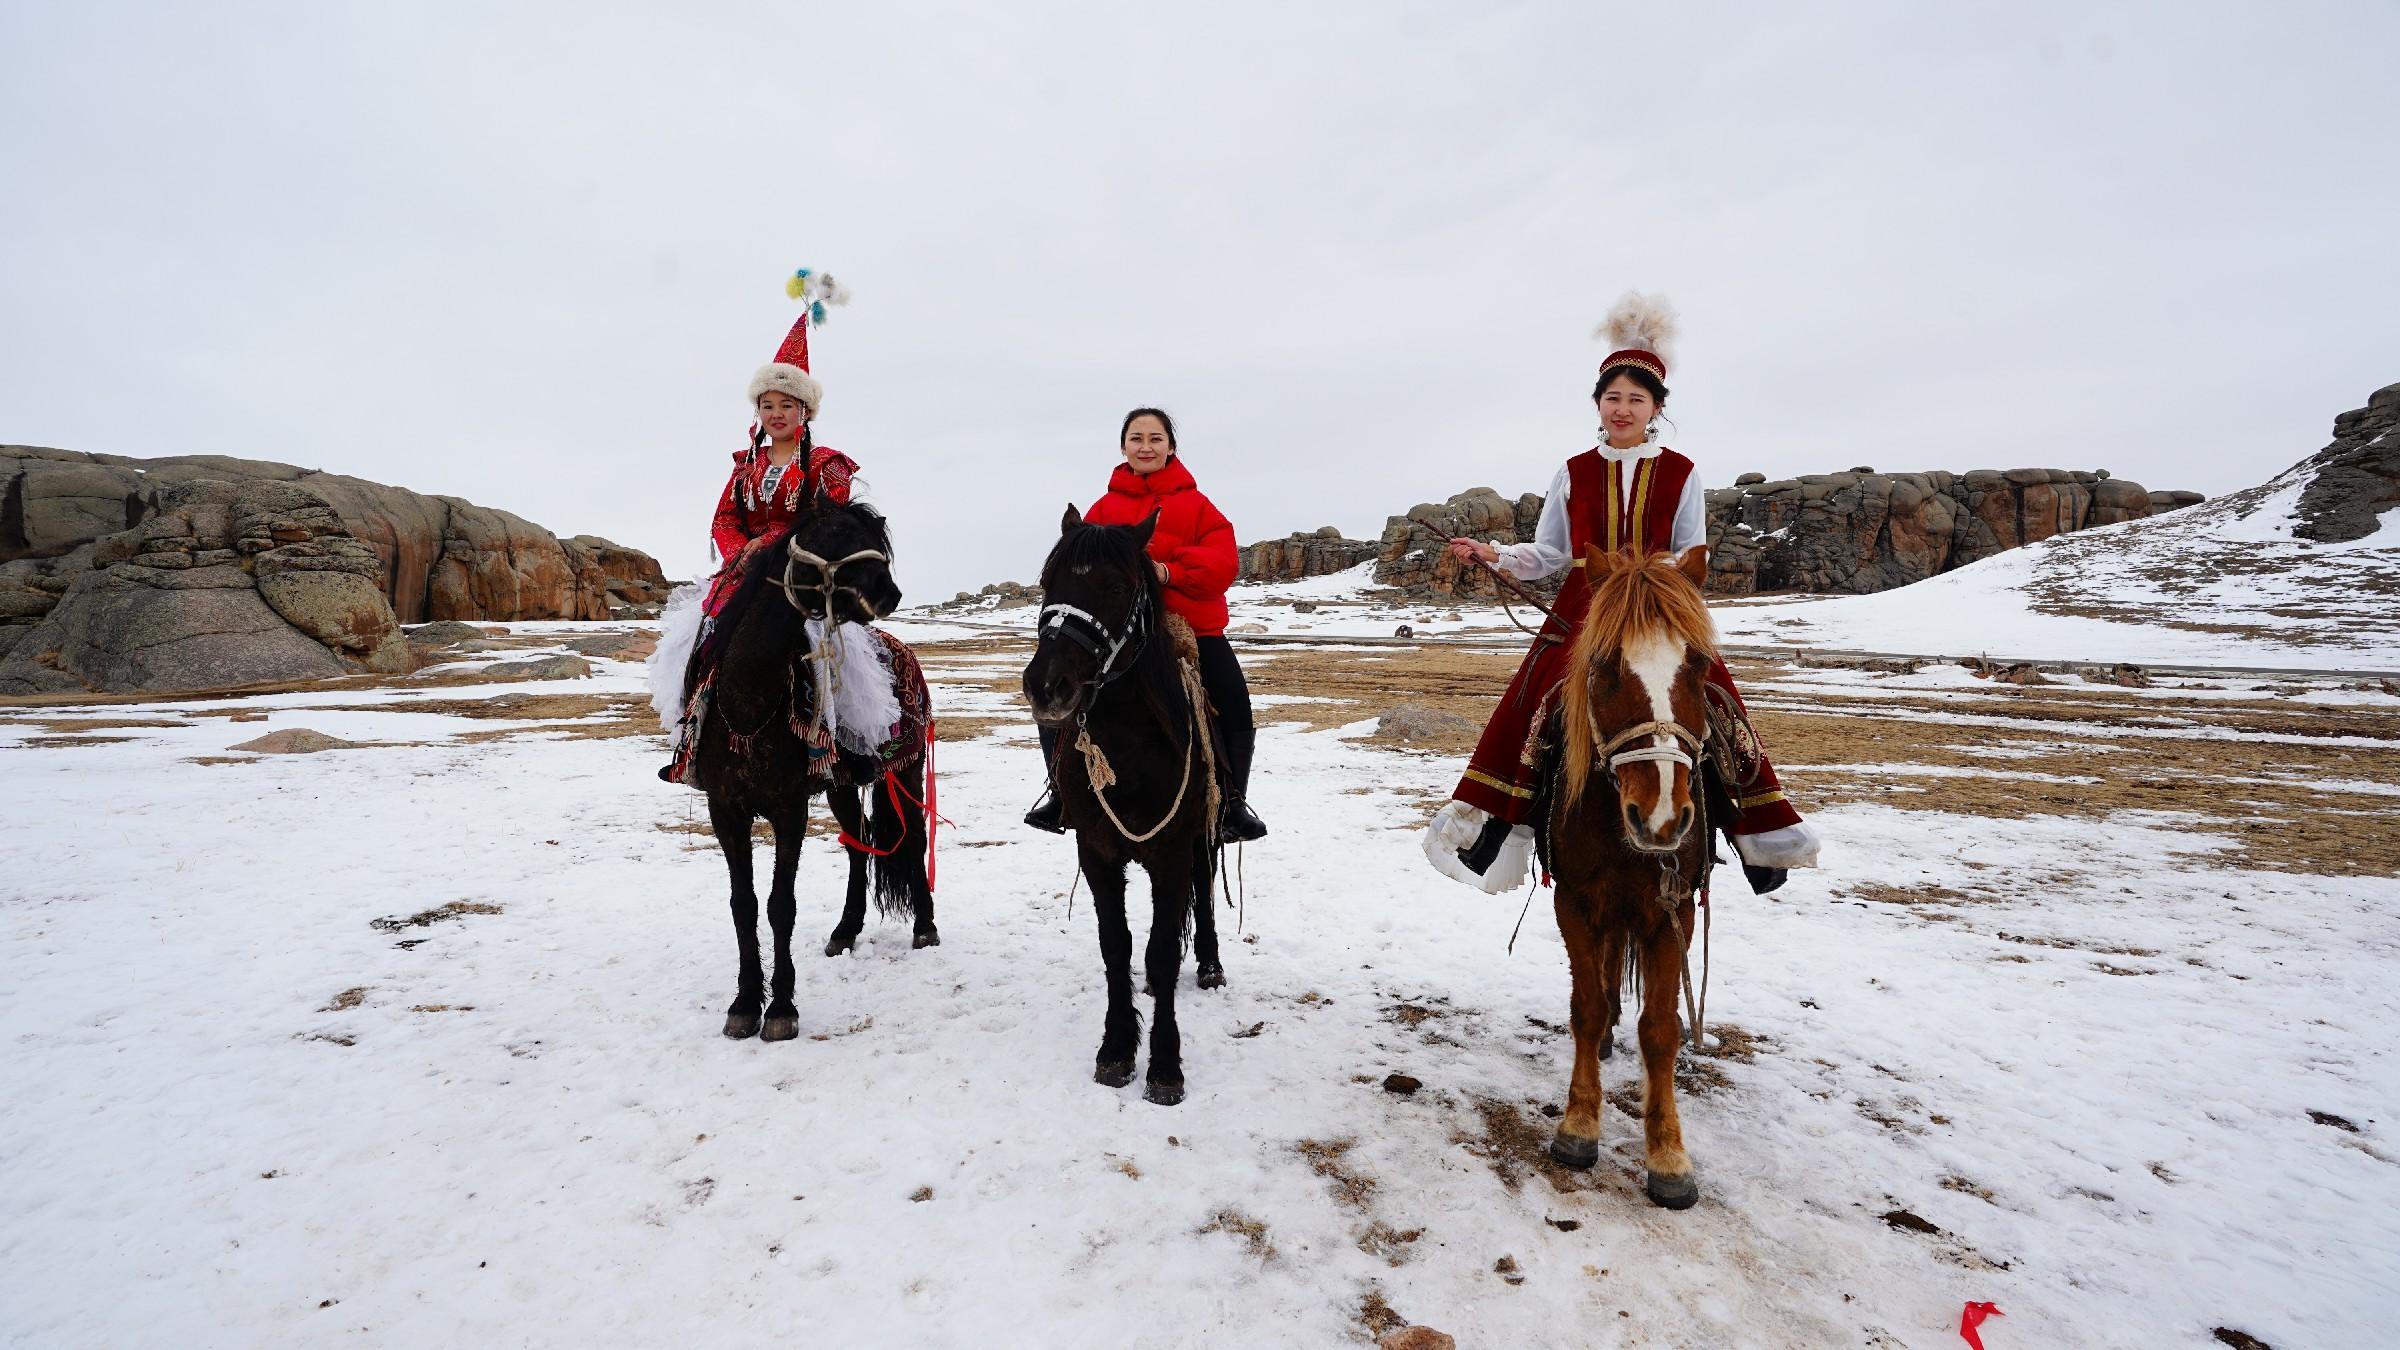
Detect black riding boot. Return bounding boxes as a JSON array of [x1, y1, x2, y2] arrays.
[[1025, 725, 1067, 834], [1457, 817, 1513, 875], [1197, 636, 1266, 843]]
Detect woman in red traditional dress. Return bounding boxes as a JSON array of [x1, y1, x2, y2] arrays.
[[1423, 293, 1821, 893], [652, 271, 871, 782], [1022, 407, 1268, 843]]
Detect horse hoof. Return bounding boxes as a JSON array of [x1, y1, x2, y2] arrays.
[[1645, 1170, 1699, 1210], [1144, 1079, 1186, 1106], [1094, 1060, 1136, 1089], [823, 935, 856, 958], [1195, 962, 1226, 990], [761, 1015, 800, 1043], [1548, 1131, 1600, 1170], [912, 930, 941, 949], [723, 1011, 762, 1039]]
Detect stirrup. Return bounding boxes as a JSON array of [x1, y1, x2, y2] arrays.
[[1219, 800, 1267, 844], [1024, 789, 1067, 835]]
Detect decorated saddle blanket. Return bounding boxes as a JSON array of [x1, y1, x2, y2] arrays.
[[818, 625, 932, 786]]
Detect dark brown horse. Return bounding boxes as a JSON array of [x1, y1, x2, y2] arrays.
[[684, 503, 936, 1042], [1021, 506, 1224, 1105], [1538, 545, 1718, 1208]]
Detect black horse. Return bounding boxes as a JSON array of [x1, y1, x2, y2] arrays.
[[1022, 506, 1224, 1105], [683, 503, 936, 1042]]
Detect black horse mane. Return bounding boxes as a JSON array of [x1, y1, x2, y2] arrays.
[[1041, 520, 1186, 731]]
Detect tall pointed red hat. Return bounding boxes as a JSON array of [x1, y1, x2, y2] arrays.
[[1596, 290, 1677, 385], [747, 268, 849, 420]]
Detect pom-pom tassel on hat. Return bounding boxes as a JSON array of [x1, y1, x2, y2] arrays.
[[750, 266, 852, 419]]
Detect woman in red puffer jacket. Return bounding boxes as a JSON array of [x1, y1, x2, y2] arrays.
[[1024, 407, 1266, 842]]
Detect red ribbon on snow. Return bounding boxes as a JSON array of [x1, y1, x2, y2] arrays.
[[1959, 1301, 2003, 1349]]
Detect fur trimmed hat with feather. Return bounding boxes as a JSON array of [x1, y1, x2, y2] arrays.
[[1596, 290, 1677, 384], [748, 268, 851, 420]]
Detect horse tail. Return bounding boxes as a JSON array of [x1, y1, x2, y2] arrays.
[[866, 759, 931, 921]]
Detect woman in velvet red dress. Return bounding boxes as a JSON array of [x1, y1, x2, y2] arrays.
[[1023, 408, 1267, 843], [1424, 294, 1821, 893], [651, 286, 868, 783]]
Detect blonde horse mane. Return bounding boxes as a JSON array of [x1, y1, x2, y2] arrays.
[[1559, 549, 1719, 807]]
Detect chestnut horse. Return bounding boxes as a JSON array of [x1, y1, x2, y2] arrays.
[[1538, 544, 1719, 1209]]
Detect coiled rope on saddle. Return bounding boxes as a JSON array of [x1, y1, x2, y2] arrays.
[[1063, 617, 1220, 846]]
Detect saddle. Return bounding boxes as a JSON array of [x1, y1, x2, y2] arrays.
[[820, 628, 934, 787]]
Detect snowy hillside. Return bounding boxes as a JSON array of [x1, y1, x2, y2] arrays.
[[1710, 458, 2399, 670]]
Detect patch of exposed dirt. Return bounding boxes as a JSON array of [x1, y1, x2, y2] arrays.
[[369, 900, 503, 932]]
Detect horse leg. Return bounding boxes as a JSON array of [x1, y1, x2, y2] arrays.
[[1637, 913, 1698, 1208], [1084, 845, 1140, 1089], [760, 806, 806, 1042], [1549, 892, 1607, 1168], [823, 785, 868, 957], [1141, 855, 1189, 1105], [1190, 837, 1224, 990], [711, 794, 764, 1040]]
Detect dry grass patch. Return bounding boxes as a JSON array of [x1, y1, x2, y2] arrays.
[[16, 734, 143, 748], [1197, 1209, 1277, 1261], [1294, 1137, 1378, 1209], [319, 987, 369, 1012]]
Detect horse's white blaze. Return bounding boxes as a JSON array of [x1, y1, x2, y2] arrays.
[[1622, 633, 1685, 837]]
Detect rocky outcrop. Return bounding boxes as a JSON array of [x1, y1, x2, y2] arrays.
[[2293, 381, 2400, 543], [936, 580, 1043, 612], [1704, 467, 2201, 596], [0, 476, 412, 694], [569, 535, 673, 614], [0, 446, 666, 632], [1237, 527, 1381, 584], [1285, 470, 2205, 601]]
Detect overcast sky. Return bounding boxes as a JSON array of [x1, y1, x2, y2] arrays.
[[5, 1, 2395, 598]]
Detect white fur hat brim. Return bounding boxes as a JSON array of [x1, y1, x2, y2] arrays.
[[749, 363, 823, 419]]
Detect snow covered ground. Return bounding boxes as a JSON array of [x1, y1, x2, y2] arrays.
[[4, 628, 2396, 1348]]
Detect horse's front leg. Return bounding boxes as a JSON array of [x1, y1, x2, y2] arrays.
[[760, 805, 807, 1042], [1082, 842, 1139, 1089], [1549, 892, 1607, 1168], [1141, 852, 1191, 1105], [711, 793, 764, 1040], [1637, 906, 1698, 1209], [1190, 837, 1225, 990], [824, 785, 868, 957]]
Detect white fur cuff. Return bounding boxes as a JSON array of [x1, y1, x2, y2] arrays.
[[1423, 804, 1536, 894], [1734, 822, 1821, 869]]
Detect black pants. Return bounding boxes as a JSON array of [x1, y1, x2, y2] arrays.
[[1037, 635, 1256, 799]]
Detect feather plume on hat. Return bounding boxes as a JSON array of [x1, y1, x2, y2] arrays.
[[1596, 291, 1677, 382]]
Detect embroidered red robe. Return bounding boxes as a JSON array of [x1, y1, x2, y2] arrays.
[[1450, 448, 1801, 836]]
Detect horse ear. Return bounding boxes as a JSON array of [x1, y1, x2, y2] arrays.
[[1581, 543, 1611, 574], [1671, 543, 1710, 588], [1061, 504, 1083, 534], [1133, 508, 1160, 547]]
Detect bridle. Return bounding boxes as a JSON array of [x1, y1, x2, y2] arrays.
[[1595, 718, 1704, 774], [1035, 590, 1151, 697], [773, 539, 892, 620]]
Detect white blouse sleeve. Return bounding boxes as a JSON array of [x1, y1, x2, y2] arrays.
[[1669, 471, 1707, 555], [1494, 463, 1574, 580]]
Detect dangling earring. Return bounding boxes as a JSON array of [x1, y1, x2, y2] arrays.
[[1645, 418, 1661, 444]]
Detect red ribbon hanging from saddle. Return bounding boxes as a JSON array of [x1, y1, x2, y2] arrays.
[[834, 722, 954, 891]]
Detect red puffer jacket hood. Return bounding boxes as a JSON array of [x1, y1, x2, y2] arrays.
[[1081, 457, 1238, 636]]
